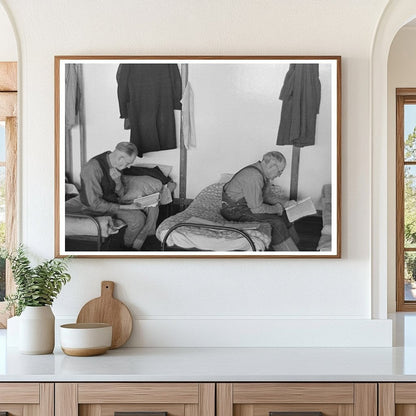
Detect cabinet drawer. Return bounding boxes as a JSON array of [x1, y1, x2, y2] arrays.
[[379, 383, 416, 415], [56, 383, 215, 416], [232, 383, 354, 404], [218, 383, 376, 416], [78, 383, 200, 404], [0, 383, 53, 416], [0, 383, 39, 403]]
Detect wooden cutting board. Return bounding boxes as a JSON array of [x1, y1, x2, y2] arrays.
[[76, 281, 133, 349]]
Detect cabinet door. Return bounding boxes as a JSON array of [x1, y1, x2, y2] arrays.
[[0, 383, 53, 415], [55, 383, 215, 416], [379, 383, 416, 416], [217, 383, 377, 416]]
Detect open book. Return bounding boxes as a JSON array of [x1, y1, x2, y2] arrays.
[[133, 192, 160, 208], [285, 197, 316, 222]]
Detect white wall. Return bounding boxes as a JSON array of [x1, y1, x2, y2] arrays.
[[79, 61, 332, 205], [0, 0, 394, 347], [0, 3, 16, 62], [387, 26, 416, 312]]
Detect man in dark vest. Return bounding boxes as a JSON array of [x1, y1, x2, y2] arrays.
[[68, 141, 155, 250]]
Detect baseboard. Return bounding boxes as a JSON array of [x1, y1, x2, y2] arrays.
[[51, 316, 392, 348], [55, 316, 393, 348], [123, 317, 392, 347]]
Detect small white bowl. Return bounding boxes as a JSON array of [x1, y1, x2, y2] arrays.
[[60, 323, 112, 356]]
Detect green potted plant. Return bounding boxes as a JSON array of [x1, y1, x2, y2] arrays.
[[4, 245, 71, 354]]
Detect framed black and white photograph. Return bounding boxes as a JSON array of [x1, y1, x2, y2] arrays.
[[55, 56, 341, 258]]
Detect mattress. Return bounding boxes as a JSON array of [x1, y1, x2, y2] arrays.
[[156, 183, 272, 251]]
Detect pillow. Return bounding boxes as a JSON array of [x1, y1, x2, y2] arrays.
[[120, 175, 163, 204], [65, 183, 79, 196], [131, 163, 173, 178]]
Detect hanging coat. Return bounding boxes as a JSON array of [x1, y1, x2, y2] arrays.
[[117, 64, 182, 157], [65, 63, 83, 183], [276, 64, 321, 147], [65, 63, 82, 129], [181, 81, 196, 149]]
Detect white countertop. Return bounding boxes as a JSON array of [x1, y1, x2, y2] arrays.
[[2, 345, 416, 382], [3, 313, 416, 382]]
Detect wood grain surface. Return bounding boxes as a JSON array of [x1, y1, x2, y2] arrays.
[[0, 62, 17, 91], [77, 383, 200, 403], [76, 281, 133, 348], [61, 346, 110, 357], [232, 383, 354, 404]]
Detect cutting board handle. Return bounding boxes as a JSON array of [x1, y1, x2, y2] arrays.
[[101, 281, 115, 298]]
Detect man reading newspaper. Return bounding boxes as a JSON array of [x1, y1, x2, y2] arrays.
[[65, 142, 158, 250], [220, 151, 300, 251]]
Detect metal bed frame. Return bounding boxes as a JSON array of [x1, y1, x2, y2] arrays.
[[65, 213, 126, 251], [161, 222, 257, 251]]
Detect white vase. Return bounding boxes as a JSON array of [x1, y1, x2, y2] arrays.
[[6, 315, 20, 347], [19, 306, 55, 354]]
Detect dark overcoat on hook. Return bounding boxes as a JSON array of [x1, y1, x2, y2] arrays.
[[276, 63, 321, 147], [117, 64, 182, 157]]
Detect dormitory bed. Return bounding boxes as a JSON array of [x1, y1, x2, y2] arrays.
[[156, 182, 332, 252], [65, 165, 174, 251], [156, 183, 272, 251]]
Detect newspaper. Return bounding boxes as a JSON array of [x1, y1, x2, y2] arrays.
[[133, 192, 160, 208], [285, 197, 316, 222]]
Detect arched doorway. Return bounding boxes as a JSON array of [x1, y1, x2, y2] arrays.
[[371, 0, 416, 318], [388, 21, 416, 313]]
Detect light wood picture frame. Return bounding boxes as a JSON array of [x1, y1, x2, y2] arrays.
[[55, 56, 341, 258]]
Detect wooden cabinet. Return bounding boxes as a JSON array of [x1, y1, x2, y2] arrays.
[[53, 382, 380, 416], [0, 383, 53, 415], [55, 383, 215, 416], [379, 383, 416, 416], [0, 380, 411, 416], [217, 383, 377, 416]]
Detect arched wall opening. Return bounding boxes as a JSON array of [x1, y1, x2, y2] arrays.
[[387, 19, 416, 312], [371, 0, 416, 319]]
